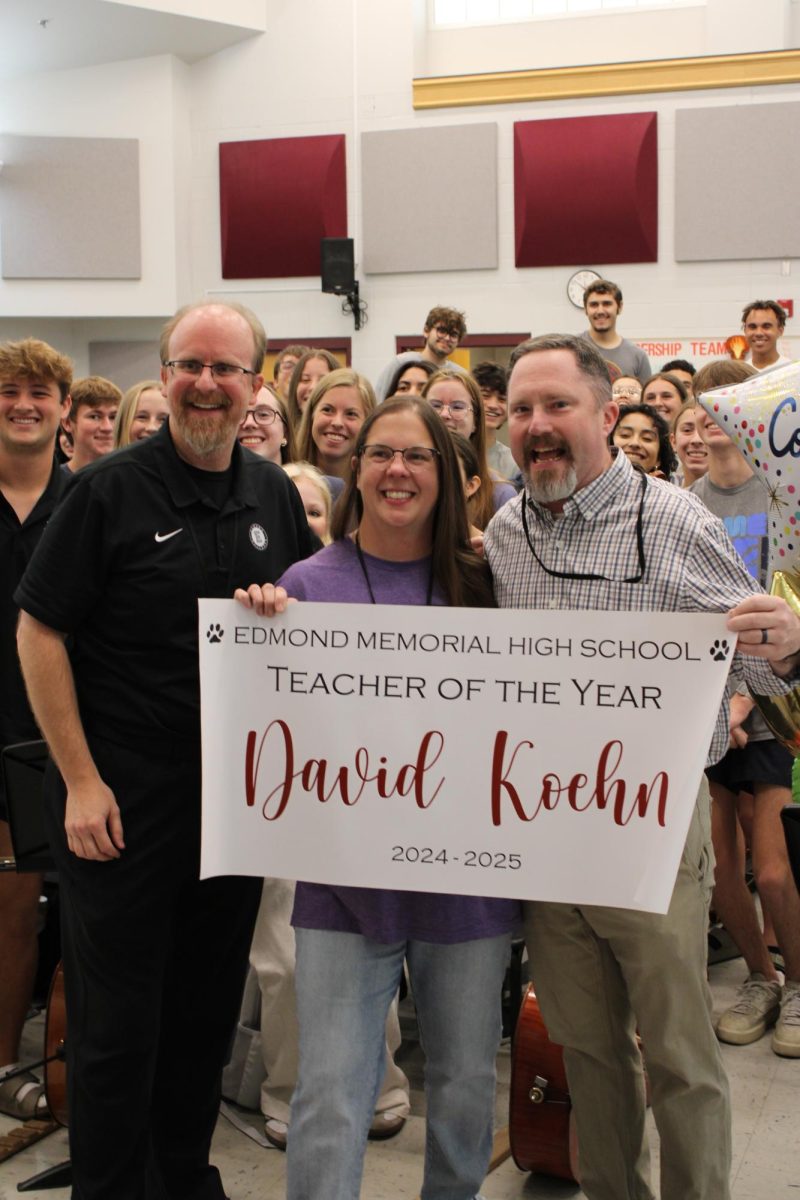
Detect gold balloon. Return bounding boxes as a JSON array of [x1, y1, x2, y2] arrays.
[[752, 570, 800, 755]]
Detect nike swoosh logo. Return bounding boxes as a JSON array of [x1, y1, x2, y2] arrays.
[[154, 529, 183, 543]]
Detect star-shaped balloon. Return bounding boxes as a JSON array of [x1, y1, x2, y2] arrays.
[[698, 361, 800, 585], [698, 361, 800, 752]]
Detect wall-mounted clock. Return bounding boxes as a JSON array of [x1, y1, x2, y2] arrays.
[[567, 269, 601, 310]]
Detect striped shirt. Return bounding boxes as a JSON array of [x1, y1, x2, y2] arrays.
[[484, 449, 793, 765]]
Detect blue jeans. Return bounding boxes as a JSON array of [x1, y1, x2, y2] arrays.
[[286, 928, 511, 1200]]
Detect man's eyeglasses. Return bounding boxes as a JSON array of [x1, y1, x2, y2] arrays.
[[428, 399, 470, 416], [164, 359, 257, 381], [240, 406, 284, 427], [612, 386, 641, 398], [432, 325, 460, 340], [360, 444, 440, 470]]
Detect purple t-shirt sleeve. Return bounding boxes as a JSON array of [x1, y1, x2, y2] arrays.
[[492, 481, 517, 512]]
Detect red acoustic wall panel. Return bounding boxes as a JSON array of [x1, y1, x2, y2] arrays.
[[220, 134, 347, 279], [514, 113, 657, 268]]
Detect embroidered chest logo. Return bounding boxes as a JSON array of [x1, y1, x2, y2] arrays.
[[155, 528, 183, 543], [249, 523, 268, 551]]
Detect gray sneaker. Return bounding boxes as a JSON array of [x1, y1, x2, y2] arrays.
[[715, 972, 781, 1045], [772, 980, 800, 1057]]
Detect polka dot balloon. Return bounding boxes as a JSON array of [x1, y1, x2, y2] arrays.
[[697, 360, 800, 587]]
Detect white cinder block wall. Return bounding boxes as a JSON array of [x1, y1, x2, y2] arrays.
[[0, 0, 798, 376]]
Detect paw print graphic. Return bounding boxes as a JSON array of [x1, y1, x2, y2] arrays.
[[709, 639, 729, 662], [206, 623, 224, 644]]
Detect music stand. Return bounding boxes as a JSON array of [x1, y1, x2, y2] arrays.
[[0, 740, 54, 874]]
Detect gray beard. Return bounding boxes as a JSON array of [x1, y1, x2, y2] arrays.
[[171, 405, 234, 458], [526, 465, 578, 505]]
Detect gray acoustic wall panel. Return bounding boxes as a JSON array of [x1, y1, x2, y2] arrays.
[[362, 124, 497, 274], [675, 104, 800, 262], [0, 134, 141, 279], [89, 341, 161, 392]]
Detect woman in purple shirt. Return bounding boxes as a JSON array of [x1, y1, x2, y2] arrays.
[[238, 397, 520, 1200]]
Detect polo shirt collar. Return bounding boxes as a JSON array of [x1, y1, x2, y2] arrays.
[[1, 455, 67, 529], [150, 422, 259, 510]]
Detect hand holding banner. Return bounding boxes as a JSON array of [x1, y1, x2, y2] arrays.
[[200, 601, 733, 914]]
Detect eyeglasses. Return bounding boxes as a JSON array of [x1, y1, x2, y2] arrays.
[[612, 386, 641, 398], [360, 444, 440, 470], [240, 406, 283, 427], [428, 399, 470, 416], [432, 325, 460, 340], [164, 359, 257, 381]]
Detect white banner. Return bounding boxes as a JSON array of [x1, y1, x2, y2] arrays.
[[199, 602, 734, 914]]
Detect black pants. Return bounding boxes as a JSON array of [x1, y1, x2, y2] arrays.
[[45, 736, 262, 1200]]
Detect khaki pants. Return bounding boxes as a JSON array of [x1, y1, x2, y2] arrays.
[[523, 778, 731, 1200]]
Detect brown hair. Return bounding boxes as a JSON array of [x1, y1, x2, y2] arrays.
[[450, 431, 484, 529], [272, 344, 310, 380], [693, 359, 758, 395], [68, 376, 123, 421], [332, 397, 495, 609], [262, 385, 296, 464], [509, 333, 612, 410], [641, 372, 689, 405], [584, 278, 623, 307], [424, 306, 467, 340], [296, 368, 376, 473], [0, 338, 73, 401], [670, 398, 697, 435], [286, 348, 340, 428], [421, 370, 494, 530]]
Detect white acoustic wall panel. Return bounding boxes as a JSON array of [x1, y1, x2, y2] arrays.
[[88, 341, 161, 392], [675, 104, 800, 262], [0, 134, 141, 279], [362, 124, 497, 274]]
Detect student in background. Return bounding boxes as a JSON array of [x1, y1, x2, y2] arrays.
[[63, 375, 122, 472], [114, 379, 169, 448]]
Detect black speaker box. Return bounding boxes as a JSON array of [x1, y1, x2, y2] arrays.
[[321, 237, 355, 295]]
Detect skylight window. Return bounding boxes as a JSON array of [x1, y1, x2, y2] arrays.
[[432, 0, 701, 25]]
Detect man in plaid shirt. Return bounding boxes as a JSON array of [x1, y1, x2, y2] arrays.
[[485, 333, 800, 1200]]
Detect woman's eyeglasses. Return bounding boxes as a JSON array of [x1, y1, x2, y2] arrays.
[[359, 444, 440, 470], [240, 407, 283, 427], [428, 399, 470, 416]]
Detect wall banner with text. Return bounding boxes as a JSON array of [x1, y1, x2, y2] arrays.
[[199, 601, 734, 914]]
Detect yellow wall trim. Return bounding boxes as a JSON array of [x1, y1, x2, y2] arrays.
[[413, 49, 800, 110]]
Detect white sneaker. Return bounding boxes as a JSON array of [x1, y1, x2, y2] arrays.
[[772, 980, 800, 1057], [264, 1118, 288, 1150], [715, 973, 781, 1045]]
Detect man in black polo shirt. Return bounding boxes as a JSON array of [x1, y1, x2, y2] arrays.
[[0, 338, 72, 1121], [16, 302, 316, 1200]]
